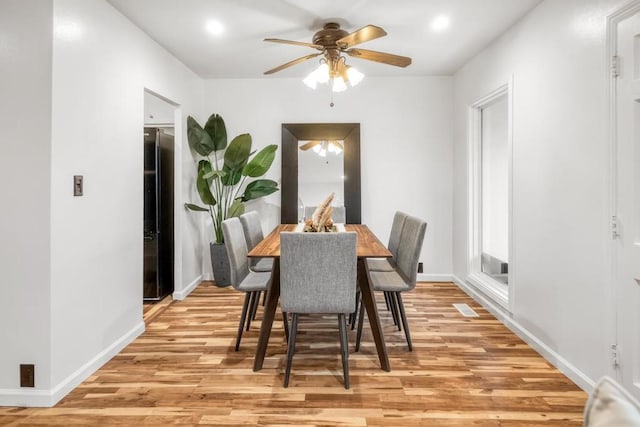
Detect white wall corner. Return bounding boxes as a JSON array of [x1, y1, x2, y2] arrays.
[[451, 275, 595, 393], [0, 321, 144, 407], [173, 275, 202, 300]]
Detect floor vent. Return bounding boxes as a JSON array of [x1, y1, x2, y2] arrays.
[[453, 303, 479, 317]]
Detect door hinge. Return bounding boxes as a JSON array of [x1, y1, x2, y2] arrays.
[[611, 344, 620, 369], [612, 215, 620, 239], [612, 55, 620, 77]]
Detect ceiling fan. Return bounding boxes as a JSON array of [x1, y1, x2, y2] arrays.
[[264, 22, 412, 79], [299, 140, 344, 156]]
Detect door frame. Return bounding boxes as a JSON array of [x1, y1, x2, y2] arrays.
[[606, 0, 640, 380], [467, 78, 514, 311], [143, 88, 183, 300]]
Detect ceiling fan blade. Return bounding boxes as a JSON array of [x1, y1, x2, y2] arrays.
[[264, 38, 323, 50], [264, 53, 322, 75], [337, 25, 387, 49], [299, 140, 321, 151], [331, 141, 344, 151], [346, 48, 412, 67]]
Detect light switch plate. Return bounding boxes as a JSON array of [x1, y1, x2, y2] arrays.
[[74, 175, 83, 196]]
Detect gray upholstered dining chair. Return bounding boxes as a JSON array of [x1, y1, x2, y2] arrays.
[[366, 211, 408, 272], [357, 214, 427, 351], [363, 211, 408, 328], [239, 211, 273, 323], [239, 211, 273, 273], [279, 231, 357, 389], [222, 217, 272, 351], [304, 205, 346, 223]]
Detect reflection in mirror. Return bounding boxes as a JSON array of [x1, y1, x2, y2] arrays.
[[298, 140, 344, 221], [281, 123, 360, 224]]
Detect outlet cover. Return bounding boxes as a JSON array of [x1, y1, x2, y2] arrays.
[[20, 364, 34, 388], [418, 262, 423, 273]]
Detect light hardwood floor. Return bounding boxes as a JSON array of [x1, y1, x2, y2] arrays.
[[0, 282, 586, 426]]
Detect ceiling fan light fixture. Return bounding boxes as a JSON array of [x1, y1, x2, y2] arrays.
[[303, 62, 330, 90], [332, 76, 347, 92], [346, 66, 364, 87], [303, 73, 318, 89], [316, 63, 330, 83]]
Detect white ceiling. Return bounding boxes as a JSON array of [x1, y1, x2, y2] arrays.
[[107, 0, 542, 79]]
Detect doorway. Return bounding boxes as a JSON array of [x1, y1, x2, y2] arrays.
[[143, 91, 176, 301], [610, 4, 640, 400]]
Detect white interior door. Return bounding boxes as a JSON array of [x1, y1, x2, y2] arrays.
[[615, 11, 640, 400]]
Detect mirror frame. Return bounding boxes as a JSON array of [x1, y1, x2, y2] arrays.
[[281, 123, 361, 224]]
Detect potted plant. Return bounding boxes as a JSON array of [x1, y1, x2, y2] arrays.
[[185, 113, 278, 287]]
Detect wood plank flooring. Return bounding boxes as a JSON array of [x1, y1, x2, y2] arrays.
[[0, 282, 587, 426]]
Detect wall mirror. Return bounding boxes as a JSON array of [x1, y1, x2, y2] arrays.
[[281, 123, 361, 224]]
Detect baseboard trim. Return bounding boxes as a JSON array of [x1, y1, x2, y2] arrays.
[[0, 321, 145, 407], [452, 275, 595, 393], [418, 273, 452, 282], [173, 275, 202, 300]]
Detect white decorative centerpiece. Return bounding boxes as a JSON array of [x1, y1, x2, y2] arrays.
[[304, 193, 337, 232]]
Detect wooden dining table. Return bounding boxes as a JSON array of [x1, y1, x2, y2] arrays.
[[248, 224, 393, 372]]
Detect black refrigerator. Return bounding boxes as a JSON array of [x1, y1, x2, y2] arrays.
[[143, 127, 174, 301]]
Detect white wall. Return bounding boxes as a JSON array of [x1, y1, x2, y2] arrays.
[[453, 0, 624, 389], [0, 0, 53, 396], [202, 76, 453, 279], [0, 0, 203, 406]]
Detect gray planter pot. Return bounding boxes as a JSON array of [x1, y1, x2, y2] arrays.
[[210, 242, 231, 287]]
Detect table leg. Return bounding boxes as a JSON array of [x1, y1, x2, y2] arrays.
[[253, 258, 280, 372], [357, 258, 391, 372]]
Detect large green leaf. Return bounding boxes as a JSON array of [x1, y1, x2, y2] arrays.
[[184, 203, 208, 212], [228, 199, 245, 218], [242, 144, 278, 177], [242, 179, 279, 201], [224, 134, 252, 170], [197, 160, 216, 206], [220, 164, 242, 186], [203, 114, 227, 151], [187, 116, 215, 156]]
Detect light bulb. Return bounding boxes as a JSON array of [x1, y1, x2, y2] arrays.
[[347, 66, 364, 86], [332, 77, 347, 92], [328, 143, 336, 153], [334, 145, 343, 154], [319, 148, 327, 157], [303, 72, 318, 89], [312, 144, 321, 153], [316, 63, 330, 83]]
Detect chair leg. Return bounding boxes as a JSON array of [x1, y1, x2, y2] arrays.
[[235, 292, 251, 351], [282, 310, 289, 342], [261, 290, 266, 306], [384, 291, 391, 311], [396, 292, 413, 351], [338, 313, 350, 389], [388, 291, 400, 329], [284, 313, 298, 387], [246, 292, 258, 331], [350, 290, 360, 330], [355, 297, 366, 352], [250, 291, 260, 321]]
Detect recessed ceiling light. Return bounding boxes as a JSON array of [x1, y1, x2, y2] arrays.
[[205, 19, 224, 36], [431, 15, 451, 32]]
